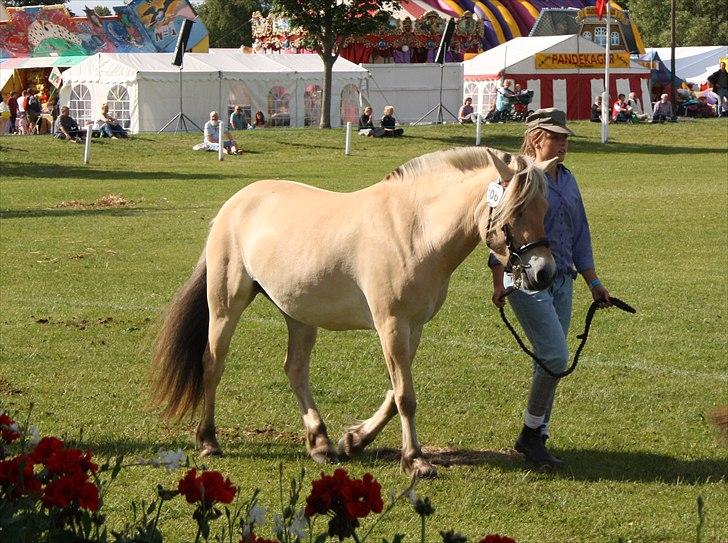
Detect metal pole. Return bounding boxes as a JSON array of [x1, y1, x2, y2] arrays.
[[670, 0, 676, 115], [344, 122, 352, 155], [218, 119, 224, 161], [601, 1, 611, 144]]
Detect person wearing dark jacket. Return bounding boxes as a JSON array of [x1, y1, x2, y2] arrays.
[[380, 105, 403, 137], [707, 62, 728, 117]]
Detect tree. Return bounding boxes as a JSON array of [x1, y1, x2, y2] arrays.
[[270, 0, 398, 128], [196, 0, 265, 49], [94, 5, 111, 16], [625, 0, 728, 47]]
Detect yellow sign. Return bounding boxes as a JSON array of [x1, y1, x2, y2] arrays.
[[535, 52, 631, 70]]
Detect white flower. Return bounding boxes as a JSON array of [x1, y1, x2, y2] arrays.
[[403, 487, 417, 505], [290, 509, 308, 539], [28, 425, 41, 446], [149, 448, 186, 471], [247, 504, 266, 527]]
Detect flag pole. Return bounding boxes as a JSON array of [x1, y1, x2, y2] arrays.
[[600, 0, 611, 144]]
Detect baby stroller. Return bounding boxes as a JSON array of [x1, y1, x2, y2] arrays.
[[511, 90, 534, 122]]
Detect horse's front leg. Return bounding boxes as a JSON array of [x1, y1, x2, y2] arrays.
[[284, 317, 337, 464], [377, 318, 436, 478], [338, 326, 422, 460]]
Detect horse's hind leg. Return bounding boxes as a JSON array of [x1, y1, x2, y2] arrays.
[[197, 264, 256, 457], [284, 316, 337, 464], [338, 326, 422, 459]]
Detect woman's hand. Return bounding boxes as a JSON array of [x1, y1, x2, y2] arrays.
[[591, 284, 612, 308], [492, 284, 508, 308]]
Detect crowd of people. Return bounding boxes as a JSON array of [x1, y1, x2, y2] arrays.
[[1, 86, 56, 135]]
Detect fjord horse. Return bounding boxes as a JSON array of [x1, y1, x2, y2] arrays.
[[151, 147, 557, 478]]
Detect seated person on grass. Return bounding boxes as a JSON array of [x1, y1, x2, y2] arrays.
[[204, 111, 241, 154], [97, 103, 128, 138], [54, 106, 84, 142]]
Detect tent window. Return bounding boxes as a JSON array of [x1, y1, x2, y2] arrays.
[[582, 31, 592, 41], [340, 84, 359, 125], [70, 84, 92, 125], [228, 84, 252, 126], [481, 81, 498, 111], [594, 27, 607, 47], [611, 31, 620, 46], [304, 84, 322, 126], [268, 85, 290, 127], [464, 82, 479, 115], [106, 85, 130, 129]]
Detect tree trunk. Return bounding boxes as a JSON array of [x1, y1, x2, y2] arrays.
[[319, 53, 335, 129]]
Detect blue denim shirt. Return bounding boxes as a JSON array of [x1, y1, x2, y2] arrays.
[[544, 164, 594, 274], [488, 164, 594, 274]]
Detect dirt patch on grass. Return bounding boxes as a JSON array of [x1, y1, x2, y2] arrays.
[[54, 194, 131, 209], [0, 377, 22, 396]]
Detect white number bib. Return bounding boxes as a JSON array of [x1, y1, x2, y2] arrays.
[[487, 182, 505, 208]]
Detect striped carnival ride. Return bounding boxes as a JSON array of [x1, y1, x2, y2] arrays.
[[399, 0, 638, 51]]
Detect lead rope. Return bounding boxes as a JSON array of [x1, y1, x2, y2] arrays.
[[499, 292, 637, 378]]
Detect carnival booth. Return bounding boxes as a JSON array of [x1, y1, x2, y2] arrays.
[[58, 51, 368, 133], [463, 34, 650, 120]]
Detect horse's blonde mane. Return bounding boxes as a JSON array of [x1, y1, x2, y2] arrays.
[[487, 158, 548, 237], [382, 146, 514, 184]]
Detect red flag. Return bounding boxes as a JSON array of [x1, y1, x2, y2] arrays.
[[596, 0, 607, 19]]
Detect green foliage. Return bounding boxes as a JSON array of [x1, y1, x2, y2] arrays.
[[94, 5, 112, 17], [1, 121, 727, 541], [269, 0, 398, 127], [196, 0, 265, 49], [627, 0, 728, 46]]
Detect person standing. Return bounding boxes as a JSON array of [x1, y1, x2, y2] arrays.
[[707, 62, 728, 117], [489, 108, 611, 469], [7, 91, 18, 134]]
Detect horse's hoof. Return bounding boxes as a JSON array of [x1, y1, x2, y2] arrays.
[[199, 445, 223, 458], [404, 457, 438, 479], [336, 431, 363, 459], [310, 446, 338, 464]]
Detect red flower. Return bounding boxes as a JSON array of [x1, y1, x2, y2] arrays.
[[178, 468, 237, 506], [341, 473, 383, 519], [0, 454, 41, 498], [242, 532, 279, 543], [480, 535, 517, 543], [45, 447, 98, 477], [30, 436, 65, 464], [0, 413, 21, 444], [304, 468, 383, 521], [42, 472, 100, 511]]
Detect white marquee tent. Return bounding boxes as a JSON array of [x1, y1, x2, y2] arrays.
[[464, 35, 651, 120], [58, 51, 368, 132], [646, 46, 728, 83]]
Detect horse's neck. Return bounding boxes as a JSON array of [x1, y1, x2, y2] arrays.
[[409, 173, 487, 272]]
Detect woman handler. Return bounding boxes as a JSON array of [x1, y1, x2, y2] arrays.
[[490, 108, 611, 468]]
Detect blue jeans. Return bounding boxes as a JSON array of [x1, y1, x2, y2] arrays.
[[716, 89, 728, 117], [507, 272, 573, 434]]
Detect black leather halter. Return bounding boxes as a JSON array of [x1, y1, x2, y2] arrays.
[[486, 180, 550, 288]]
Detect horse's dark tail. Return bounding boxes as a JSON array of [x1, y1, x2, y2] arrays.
[[150, 253, 209, 420]]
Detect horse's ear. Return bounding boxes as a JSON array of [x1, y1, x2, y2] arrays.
[[485, 148, 512, 181], [535, 156, 560, 173]]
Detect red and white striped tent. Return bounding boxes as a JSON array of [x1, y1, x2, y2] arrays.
[[463, 34, 651, 120]]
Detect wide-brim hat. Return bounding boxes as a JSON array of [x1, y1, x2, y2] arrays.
[[525, 108, 575, 135]]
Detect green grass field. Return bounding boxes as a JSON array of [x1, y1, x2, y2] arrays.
[[1, 119, 727, 542]]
